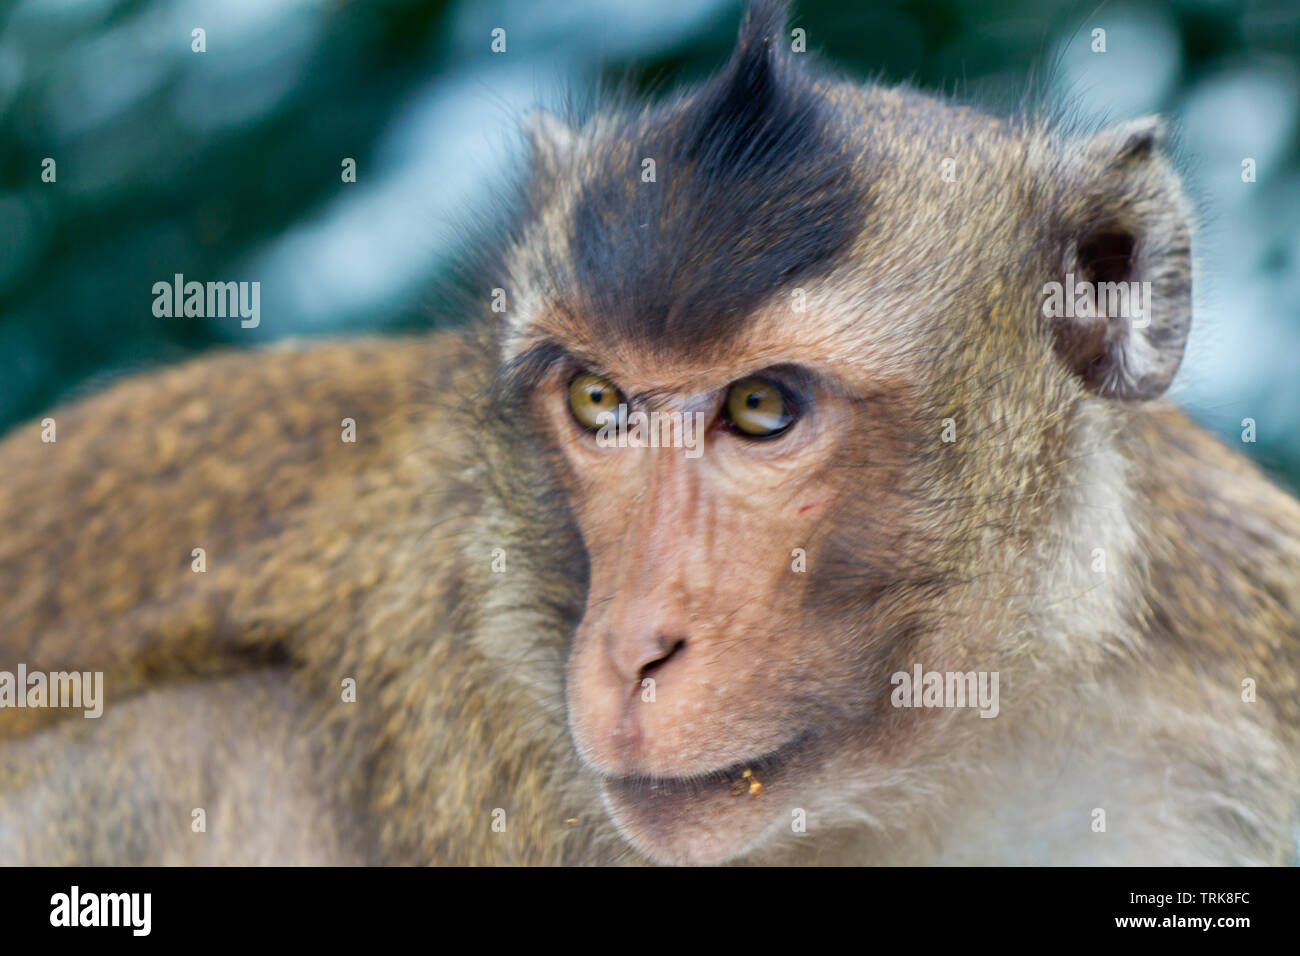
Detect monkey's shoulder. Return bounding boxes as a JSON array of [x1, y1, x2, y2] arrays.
[[1126, 403, 1300, 708]]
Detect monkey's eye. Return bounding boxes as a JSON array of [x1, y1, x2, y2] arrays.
[[724, 376, 797, 438], [567, 372, 623, 431]]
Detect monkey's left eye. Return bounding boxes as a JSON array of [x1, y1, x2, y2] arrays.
[[723, 376, 797, 438], [567, 372, 624, 431]]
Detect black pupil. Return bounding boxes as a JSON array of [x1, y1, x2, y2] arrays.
[[746, 392, 761, 409], [589, 389, 604, 404]]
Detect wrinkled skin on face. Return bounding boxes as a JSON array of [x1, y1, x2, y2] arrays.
[[514, 308, 955, 864]]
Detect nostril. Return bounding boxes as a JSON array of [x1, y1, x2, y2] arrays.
[[608, 626, 689, 685], [639, 637, 686, 680]]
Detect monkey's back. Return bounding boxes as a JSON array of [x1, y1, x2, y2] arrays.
[[0, 336, 469, 732]]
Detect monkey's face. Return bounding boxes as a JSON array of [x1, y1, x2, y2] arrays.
[[517, 309, 935, 864]]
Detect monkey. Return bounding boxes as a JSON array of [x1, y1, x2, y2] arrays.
[[1, 0, 1298, 866]]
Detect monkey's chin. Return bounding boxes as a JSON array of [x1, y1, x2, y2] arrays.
[[598, 739, 807, 866]]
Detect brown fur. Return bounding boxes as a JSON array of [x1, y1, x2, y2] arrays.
[[2, 1, 1297, 865], [0, 338, 617, 864]]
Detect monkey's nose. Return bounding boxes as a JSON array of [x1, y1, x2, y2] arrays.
[[609, 630, 687, 686]]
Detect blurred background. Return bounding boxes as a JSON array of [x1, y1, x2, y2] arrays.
[[0, 0, 1297, 486]]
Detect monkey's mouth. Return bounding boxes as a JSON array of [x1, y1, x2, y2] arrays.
[[605, 733, 806, 794], [597, 733, 813, 864]]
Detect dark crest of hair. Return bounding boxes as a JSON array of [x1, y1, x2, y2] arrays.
[[566, 0, 871, 353]]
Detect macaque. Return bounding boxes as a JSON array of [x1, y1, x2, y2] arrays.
[[1, 0, 1297, 866]]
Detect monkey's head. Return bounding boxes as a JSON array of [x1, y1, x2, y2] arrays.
[[492, 0, 1192, 864]]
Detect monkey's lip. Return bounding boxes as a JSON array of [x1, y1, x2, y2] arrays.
[[603, 731, 809, 793], [597, 731, 814, 863]]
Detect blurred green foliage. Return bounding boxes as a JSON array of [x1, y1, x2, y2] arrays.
[[1, 0, 1297, 486]]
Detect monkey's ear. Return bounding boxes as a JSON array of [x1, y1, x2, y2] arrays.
[[1051, 115, 1193, 401], [526, 109, 578, 172]]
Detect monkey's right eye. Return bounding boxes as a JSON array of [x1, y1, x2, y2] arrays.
[[723, 376, 797, 438], [567, 372, 623, 431]]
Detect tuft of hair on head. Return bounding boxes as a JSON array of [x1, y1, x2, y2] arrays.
[[545, 0, 872, 356]]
